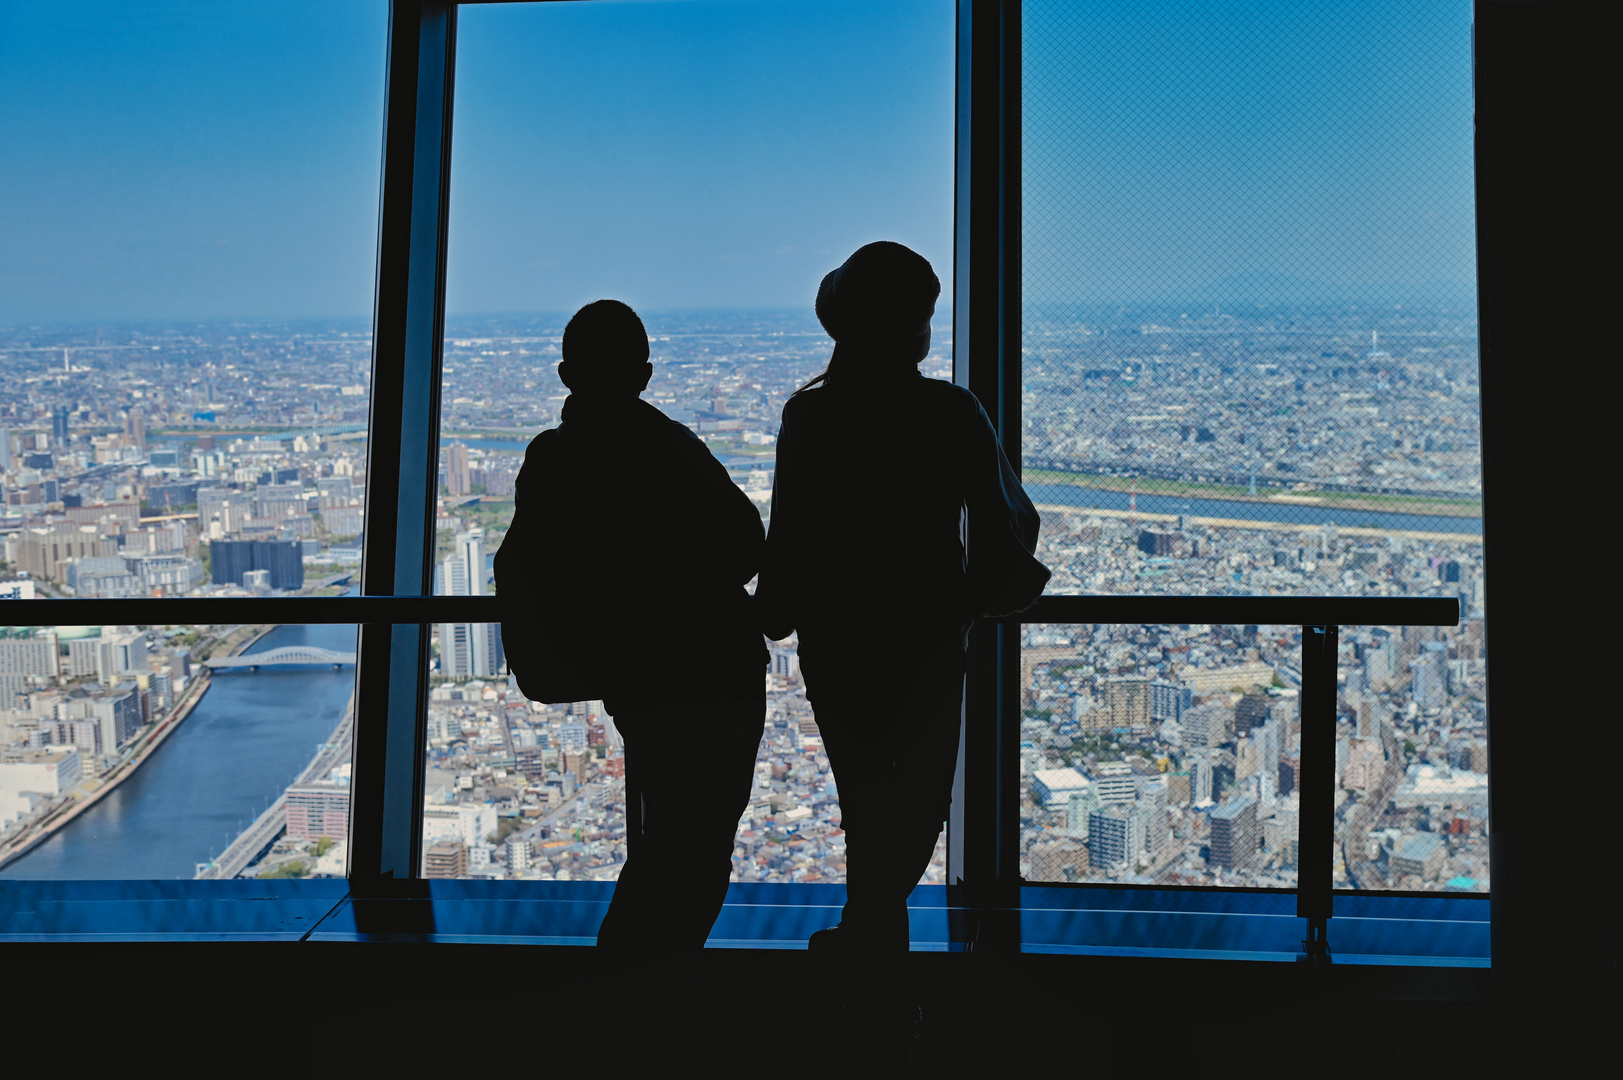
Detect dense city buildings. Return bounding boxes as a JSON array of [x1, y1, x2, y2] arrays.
[[1, 303, 1485, 893]]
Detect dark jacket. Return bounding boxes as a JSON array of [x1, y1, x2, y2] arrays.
[[494, 395, 767, 712], [755, 373, 1048, 653]]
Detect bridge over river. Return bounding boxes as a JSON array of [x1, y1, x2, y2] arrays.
[[205, 646, 356, 670]]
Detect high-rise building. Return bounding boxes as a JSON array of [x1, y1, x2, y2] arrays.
[[52, 684, 143, 754], [1344, 736, 1382, 792], [0, 630, 60, 681], [1235, 689, 1271, 733], [1209, 796, 1259, 869], [425, 841, 468, 878], [1102, 675, 1151, 733], [422, 802, 497, 849], [286, 783, 350, 842], [505, 833, 531, 873], [124, 406, 145, 449], [445, 442, 472, 496], [1087, 807, 1130, 871], [1150, 679, 1191, 725], [0, 426, 12, 469], [51, 719, 102, 757], [1182, 702, 1232, 748], [20, 526, 119, 583], [51, 405, 69, 447], [514, 746, 547, 782], [94, 632, 148, 685], [209, 539, 304, 590], [1187, 747, 1218, 805], [436, 527, 502, 678], [1411, 642, 1448, 712], [1090, 760, 1135, 806]]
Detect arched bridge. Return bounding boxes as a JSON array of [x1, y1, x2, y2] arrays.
[[206, 647, 357, 670]]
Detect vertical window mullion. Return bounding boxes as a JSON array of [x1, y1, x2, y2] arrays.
[[949, 0, 1024, 934], [352, 0, 457, 886]]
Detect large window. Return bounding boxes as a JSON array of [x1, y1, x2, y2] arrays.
[[0, 2, 1497, 970], [1020, 0, 1485, 893], [0, 2, 385, 880], [421, 0, 953, 884]]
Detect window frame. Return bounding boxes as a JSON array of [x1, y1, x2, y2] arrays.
[[3, 1, 1512, 972]]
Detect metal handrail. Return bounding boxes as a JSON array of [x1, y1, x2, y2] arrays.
[[3, 595, 502, 626], [6, 593, 1458, 628], [8, 590, 1458, 962], [1013, 593, 1459, 964]]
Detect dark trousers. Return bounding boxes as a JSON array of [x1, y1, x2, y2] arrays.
[[595, 692, 765, 953], [800, 640, 967, 951]]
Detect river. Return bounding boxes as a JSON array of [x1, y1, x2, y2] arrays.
[[1023, 482, 1482, 536], [0, 623, 358, 880], [445, 436, 1481, 536]]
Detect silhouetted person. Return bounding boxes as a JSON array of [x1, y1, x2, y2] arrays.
[[495, 299, 767, 955], [757, 242, 1049, 954]]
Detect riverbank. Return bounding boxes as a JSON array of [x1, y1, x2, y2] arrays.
[[0, 623, 275, 873], [197, 691, 356, 880], [1036, 503, 1484, 544], [1021, 468, 1482, 519], [0, 668, 213, 872]]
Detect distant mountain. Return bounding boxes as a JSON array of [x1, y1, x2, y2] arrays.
[[1194, 272, 1477, 307]]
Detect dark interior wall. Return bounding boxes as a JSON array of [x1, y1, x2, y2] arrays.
[[1473, 0, 1616, 982]]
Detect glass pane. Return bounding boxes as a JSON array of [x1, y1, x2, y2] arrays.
[[424, 0, 953, 895], [1333, 622, 1487, 893], [0, 2, 383, 878], [1021, 0, 1486, 889], [0, 2, 384, 603], [1022, 0, 1480, 597], [1, 621, 357, 880], [1021, 624, 1299, 888], [420, 640, 855, 886]]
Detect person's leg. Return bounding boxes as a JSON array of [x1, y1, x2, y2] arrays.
[[659, 696, 764, 947], [596, 695, 764, 953], [595, 705, 659, 953], [884, 646, 967, 895], [805, 643, 966, 952], [815, 701, 909, 949]]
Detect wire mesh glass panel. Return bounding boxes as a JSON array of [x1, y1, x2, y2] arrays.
[[1022, 624, 1299, 888], [1334, 622, 1487, 894], [1020, 0, 1486, 891], [1022, 0, 1480, 597], [1, 621, 358, 880]]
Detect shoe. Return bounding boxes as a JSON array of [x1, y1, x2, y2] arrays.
[[808, 925, 846, 953]]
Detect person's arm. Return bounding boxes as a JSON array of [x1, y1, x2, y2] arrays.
[[675, 432, 765, 587], [964, 393, 1051, 617], [493, 431, 552, 602], [754, 400, 799, 641]]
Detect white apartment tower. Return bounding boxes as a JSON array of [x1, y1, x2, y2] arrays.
[[436, 527, 502, 678]]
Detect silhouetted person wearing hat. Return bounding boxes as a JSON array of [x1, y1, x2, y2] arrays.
[[757, 242, 1049, 955], [496, 299, 767, 955]]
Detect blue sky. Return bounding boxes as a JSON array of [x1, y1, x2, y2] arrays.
[[0, 0, 1475, 324]]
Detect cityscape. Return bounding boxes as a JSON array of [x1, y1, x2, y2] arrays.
[[1, 303, 1484, 896]]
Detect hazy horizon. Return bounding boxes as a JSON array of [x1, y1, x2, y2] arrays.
[[2, 1, 1475, 325]]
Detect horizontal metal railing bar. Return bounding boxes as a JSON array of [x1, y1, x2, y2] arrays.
[[1021, 595, 1459, 627], [1, 595, 504, 626], [4, 594, 1459, 628]]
